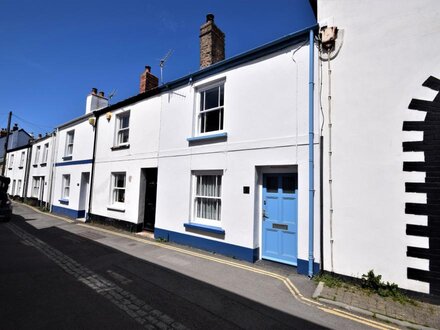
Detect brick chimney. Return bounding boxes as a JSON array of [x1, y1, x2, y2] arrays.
[[140, 66, 159, 93], [200, 14, 225, 69]]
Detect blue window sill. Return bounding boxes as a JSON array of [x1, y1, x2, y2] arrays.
[[107, 205, 125, 212], [184, 222, 225, 235], [187, 132, 227, 143], [59, 199, 69, 205], [62, 156, 72, 161], [111, 144, 130, 151]]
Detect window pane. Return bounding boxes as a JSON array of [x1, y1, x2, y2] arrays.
[[205, 87, 219, 109], [116, 189, 125, 202], [282, 176, 297, 193], [217, 176, 222, 197], [118, 129, 129, 144], [266, 176, 278, 193], [203, 109, 221, 133], [115, 174, 125, 188], [120, 115, 129, 129], [219, 85, 224, 106], [200, 92, 205, 111]]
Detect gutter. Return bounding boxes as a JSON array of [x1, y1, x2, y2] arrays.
[[308, 29, 315, 277]]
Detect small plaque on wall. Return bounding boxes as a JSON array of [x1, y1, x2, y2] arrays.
[[243, 186, 250, 194]]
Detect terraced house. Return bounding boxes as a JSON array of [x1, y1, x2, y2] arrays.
[[5, 0, 440, 299]]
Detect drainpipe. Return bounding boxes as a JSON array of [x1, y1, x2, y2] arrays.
[[308, 29, 315, 277], [48, 131, 58, 212], [87, 113, 99, 222]]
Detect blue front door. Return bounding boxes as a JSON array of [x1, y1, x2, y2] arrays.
[[262, 173, 298, 266]]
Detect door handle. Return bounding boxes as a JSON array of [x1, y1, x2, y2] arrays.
[[263, 210, 268, 220]]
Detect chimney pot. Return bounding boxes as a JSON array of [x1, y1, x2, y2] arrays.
[[206, 14, 214, 22], [145, 65, 151, 72], [91, 88, 97, 94], [98, 91, 104, 97]]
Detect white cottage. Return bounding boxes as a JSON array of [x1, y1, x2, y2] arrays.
[[27, 134, 55, 207], [5, 145, 31, 199], [88, 68, 161, 231], [87, 16, 320, 275], [154, 16, 320, 274], [51, 89, 108, 219], [318, 0, 440, 296]]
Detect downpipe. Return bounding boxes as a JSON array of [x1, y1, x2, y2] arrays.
[[308, 29, 315, 278]]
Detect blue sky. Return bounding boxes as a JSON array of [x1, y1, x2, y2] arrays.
[[0, 0, 316, 136]]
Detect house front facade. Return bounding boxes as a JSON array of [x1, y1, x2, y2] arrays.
[[27, 134, 55, 207], [153, 17, 321, 274], [89, 75, 161, 231], [5, 145, 31, 199], [86, 16, 321, 275], [51, 89, 108, 219]]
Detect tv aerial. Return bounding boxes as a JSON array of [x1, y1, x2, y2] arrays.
[[160, 49, 173, 84], [108, 89, 117, 105]]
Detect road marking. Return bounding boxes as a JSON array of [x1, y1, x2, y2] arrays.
[[318, 307, 399, 330], [15, 203, 401, 329], [6, 222, 187, 330]]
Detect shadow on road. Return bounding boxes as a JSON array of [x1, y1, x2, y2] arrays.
[[0, 214, 328, 329]]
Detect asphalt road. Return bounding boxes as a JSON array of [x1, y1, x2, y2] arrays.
[[0, 209, 328, 330]]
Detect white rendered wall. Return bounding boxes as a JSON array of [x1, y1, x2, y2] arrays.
[[52, 163, 92, 211], [91, 96, 161, 223], [52, 117, 95, 212], [5, 148, 29, 197], [156, 42, 321, 262], [319, 0, 440, 293], [27, 136, 54, 202]]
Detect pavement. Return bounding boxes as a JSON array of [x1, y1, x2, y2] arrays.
[[316, 281, 440, 330], [3, 202, 440, 329]]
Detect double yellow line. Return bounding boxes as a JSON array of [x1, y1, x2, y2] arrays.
[[20, 203, 399, 330]]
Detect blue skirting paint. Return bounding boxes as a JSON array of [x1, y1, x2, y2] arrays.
[[183, 222, 225, 235], [155, 228, 259, 262], [187, 132, 228, 143], [52, 205, 85, 219], [55, 159, 93, 167], [298, 259, 320, 276]]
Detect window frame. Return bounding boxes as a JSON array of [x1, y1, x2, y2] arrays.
[[34, 146, 41, 165], [42, 143, 49, 164], [65, 130, 75, 157], [196, 82, 225, 136], [191, 170, 223, 227], [115, 111, 130, 147], [8, 154, 14, 168], [17, 180, 22, 196], [110, 172, 126, 208], [61, 174, 70, 200], [32, 176, 41, 198], [11, 179, 16, 196], [19, 151, 25, 167]]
